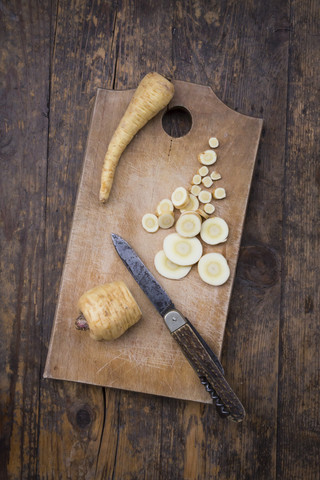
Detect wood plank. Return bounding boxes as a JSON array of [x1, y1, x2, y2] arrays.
[[38, 1, 119, 479], [159, 0, 290, 478], [277, 0, 320, 478], [0, 1, 52, 478], [95, 3, 174, 478]]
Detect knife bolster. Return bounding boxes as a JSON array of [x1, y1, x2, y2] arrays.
[[164, 309, 187, 332]]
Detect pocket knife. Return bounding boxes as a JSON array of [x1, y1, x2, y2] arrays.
[[111, 233, 245, 422]]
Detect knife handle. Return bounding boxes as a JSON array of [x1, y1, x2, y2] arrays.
[[164, 309, 245, 422]]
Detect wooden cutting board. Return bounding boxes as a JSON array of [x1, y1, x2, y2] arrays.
[[44, 80, 262, 403]]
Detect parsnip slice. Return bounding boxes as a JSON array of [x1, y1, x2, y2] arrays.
[[171, 187, 189, 208], [198, 150, 217, 166], [208, 137, 219, 148], [198, 253, 230, 286], [212, 187, 226, 199], [202, 176, 213, 188], [198, 190, 212, 203], [198, 166, 209, 176], [154, 250, 191, 280], [200, 217, 229, 245], [142, 213, 159, 233], [156, 198, 174, 215], [192, 174, 202, 185], [210, 171, 222, 181], [190, 185, 201, 196], [180, 194, 199, 212], [163, 233, 203, 266], [158, 212, 175, 229], [204, 203, 215, 214], [196, 208, 209, 219], [176, 212, 202, 237]]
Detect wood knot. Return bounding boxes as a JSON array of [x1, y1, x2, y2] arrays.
[[68, 403, 95, 431], [76, 407, 92, 428], [238, 245, 279, 287], [304, 295, 314, 314]]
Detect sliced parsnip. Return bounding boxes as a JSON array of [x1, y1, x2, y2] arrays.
[[142, 213, 159, 233], [204, 203, 215, 214], [208, 137, 219, 148], [192, 174, 202, 185], [176, 212, 202, 238], [180, 194, 199, 212], [198, 166, 209, 176], [156, 198, 174, 215], [198, 150, 217, 166], [190, 185, 201, 196], [198, 190, 212, 203], [163, 233, 202, 266], [158, 212, 175, 229], [202, 176, 213, 188], [171, 187, 189, 208], [200, 217, 229, 245], [154, 250, 191, 280], [198, 253, 230, 286], [210, 171, 222, 181], [196, 208, 209, 219], [212, 187, 226, 199]]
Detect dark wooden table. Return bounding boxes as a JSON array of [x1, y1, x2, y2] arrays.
[[1, 1, 319, 479]]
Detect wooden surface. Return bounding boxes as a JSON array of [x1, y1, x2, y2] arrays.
[[0, 0, 319, 478], [44, 82, 262, 403]]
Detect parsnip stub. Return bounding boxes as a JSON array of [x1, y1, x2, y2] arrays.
[[192, 174, 202, 185], [198, 253, 230, 286], [208, 137, 219, 148], [200, 217, 229, 245], [163, 233, 203, 266], [204, 203, 215, 215], [213, 187, 226, 199], [202, 176, 213, 188], [198, 166, 209, 177], [190, 185, 201, 196], [171, 187, 189, 208], [154, 250, 191, 280], [210, 171, 222, 181], [142, 213, 159, 233], [77, 281, 142, 341], [156, 198, 174, 215], [158, 212, 175, 229], [176, 212, 202, 238], [180, 194, 199, 212], [198, 190, 212, 204], [198, 149, 217, 166]]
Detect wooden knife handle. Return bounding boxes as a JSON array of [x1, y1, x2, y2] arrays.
[[168, 316, 245, 422]]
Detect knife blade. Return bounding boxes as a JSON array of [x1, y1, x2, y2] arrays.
[[111, 233, 245, 422]]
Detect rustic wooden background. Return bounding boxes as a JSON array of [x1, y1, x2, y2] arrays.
[[0, 0, 319, 479]]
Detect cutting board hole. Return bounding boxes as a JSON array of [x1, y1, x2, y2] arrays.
[[162, 106, 192, 138]]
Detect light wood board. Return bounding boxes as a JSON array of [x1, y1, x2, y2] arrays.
[[44, 81, 262, 403]]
